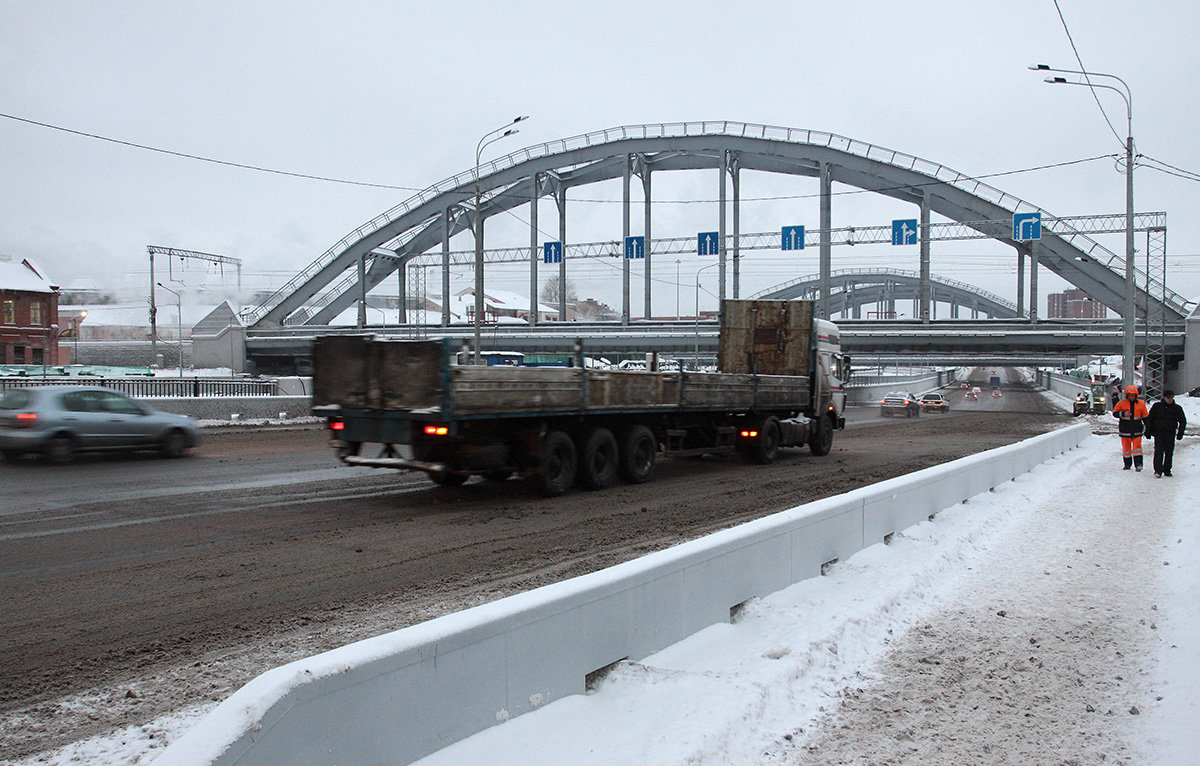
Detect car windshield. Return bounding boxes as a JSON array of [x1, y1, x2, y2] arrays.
[[885, 392, 905, 398], [0, 390, 34, 409], [922, 395, 941, 401]]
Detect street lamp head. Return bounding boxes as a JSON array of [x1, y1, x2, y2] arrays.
[[1029, 64, 1051, 71], [503, 128, 518, 138], [513, 115, 529, 123], [1044, 76, 1068, 84]]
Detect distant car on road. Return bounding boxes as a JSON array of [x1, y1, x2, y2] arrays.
[[959, 381, 970, 389], [964, 387, 980, 400], [991, 387, 1003, 398], [880, 391, 921, 418], [919, 393, 950, 413], [0, 385, 200, 464]]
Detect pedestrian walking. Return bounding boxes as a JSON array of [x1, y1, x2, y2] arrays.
[[1146, 389, 1188, 477], [1112, 384, 1149, 471]]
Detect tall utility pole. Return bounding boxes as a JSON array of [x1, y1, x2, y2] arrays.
[[1033, 65, 1136, 385], [472, 116, 528, 364]]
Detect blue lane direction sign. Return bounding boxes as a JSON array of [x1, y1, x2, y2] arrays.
[[781, 225, 805, 251], [624, 235, 645, 260], [1013, 212, 1042, 241], [543, 241, 563, 264], [697, 231, 719, 255], [891, 219, 918, 246]]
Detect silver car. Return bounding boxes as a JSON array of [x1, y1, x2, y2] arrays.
[[0, 386, 200, 463]]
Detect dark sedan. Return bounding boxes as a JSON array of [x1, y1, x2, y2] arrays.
[[880, 391, 921, 418], [0, 386, 200, 463]]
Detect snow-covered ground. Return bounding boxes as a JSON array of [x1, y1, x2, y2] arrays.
[[15, 397, 1200, 765]]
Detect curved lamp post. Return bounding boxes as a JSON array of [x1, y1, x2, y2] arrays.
[[1032, 64, 1136, 386], [472, 116, 528, 364], [156, 282, 183, 378]]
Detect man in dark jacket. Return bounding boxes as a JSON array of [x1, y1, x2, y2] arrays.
[[1146, 389, 1188, 477]]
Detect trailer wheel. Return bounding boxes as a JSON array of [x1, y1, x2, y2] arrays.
[[576, 427, 618, 490], [809, 414, 835, 456], [429, 470, 468, 487], [617, 425, 657, 484], [531, 430, 577, 497], [748, 416, 781, 464]]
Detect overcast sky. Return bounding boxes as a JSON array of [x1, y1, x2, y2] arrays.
[[2, 0, 1199, 317]]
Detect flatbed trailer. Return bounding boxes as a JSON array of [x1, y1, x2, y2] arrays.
[[313, 300, 848, 495]]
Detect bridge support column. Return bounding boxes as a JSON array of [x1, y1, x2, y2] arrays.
[[442, 208, 452, 326], [1029, 243, 1039, 324], [529, 176, 539, 325], [357, 252, 367, 329], [1016, 244, 1025, 317], [819, 163, 832, 319], [642, 159, 653, 320], [622, 154, 632, 325], [950, 299, 959, 319], [556, 185, 568, 322], [919, 194, 931, 322], [718, 150, 728, 310], [731, 153, 741, 299], [398, 261, 407, 324]]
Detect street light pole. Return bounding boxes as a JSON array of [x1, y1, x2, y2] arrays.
[[1033, 64, 1136, 386], [473, 116, 528, 364], [157, 283, 183, 378], [694, 261, 720, 368]]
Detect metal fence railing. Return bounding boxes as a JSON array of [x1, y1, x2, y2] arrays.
[[0, 377, 280, 398]]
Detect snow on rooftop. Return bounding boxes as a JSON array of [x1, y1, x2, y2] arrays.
[[0, 258, 57, 293]]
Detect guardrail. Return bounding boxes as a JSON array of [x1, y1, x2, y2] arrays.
[[0, 377, 279, 397], [158, 423, 1090, 766]]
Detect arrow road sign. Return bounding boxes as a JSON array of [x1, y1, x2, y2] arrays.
[[1013, 212, 1042, 241], [781, 225, 805, 251], [543, 241, 563, 264], [697, 231, 719, 255], [891, 219, 918, 246], [624, 235, 645, 260]]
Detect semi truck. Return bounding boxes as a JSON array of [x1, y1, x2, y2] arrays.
[[312, 299, 848, 496]]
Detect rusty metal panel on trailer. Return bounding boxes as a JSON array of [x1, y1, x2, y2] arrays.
[[718, 299, 813, 376], [312, 335, 374, 408], [450, 365, 584, 414], [372, 340, 444, 411], [585, 370, 680, 409], [679, 372, 757, 409]]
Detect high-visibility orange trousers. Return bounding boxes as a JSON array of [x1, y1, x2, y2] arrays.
[[1121, 435, 1143, 460]]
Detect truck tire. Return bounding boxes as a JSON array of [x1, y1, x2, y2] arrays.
[[617, 425, 657, 484], [531, 430, 577, 497], [748, 416, 781, 464], [809, 414, 834, 456], [576, 427, 618, 490]]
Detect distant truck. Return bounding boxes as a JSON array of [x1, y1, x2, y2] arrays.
[[989, 372, 1001, 388], [312, 300, 848, 496]]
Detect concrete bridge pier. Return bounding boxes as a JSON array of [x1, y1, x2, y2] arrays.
[[1168, 304, 1200, 393]]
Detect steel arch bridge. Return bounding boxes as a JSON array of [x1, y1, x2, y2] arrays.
[[751, 268, 1018, 319], [245, 121, 1191, 330]]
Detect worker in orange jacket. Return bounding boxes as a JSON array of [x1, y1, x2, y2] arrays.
[[1112, 384, 1149, 471]]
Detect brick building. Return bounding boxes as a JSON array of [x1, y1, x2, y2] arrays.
[[1047, 288, 1107, 319], [0, 257, 60, 365]]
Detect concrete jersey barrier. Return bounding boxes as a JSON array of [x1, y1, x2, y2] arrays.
[[157, 422, 1090, 766]]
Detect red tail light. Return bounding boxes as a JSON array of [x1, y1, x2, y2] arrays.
[[424, 425, 449, 436], [327, 417, 344, 431], [739, 430, 758, 438], [13, 412, 37, 428]]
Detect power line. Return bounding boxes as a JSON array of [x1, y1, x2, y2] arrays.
[[1052, 0, 1124, 147], [0, 111, 424, 191]]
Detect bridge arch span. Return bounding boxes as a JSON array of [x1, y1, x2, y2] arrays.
[[246, 122, 1189, 328], [753, 268, 1018, 319]]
